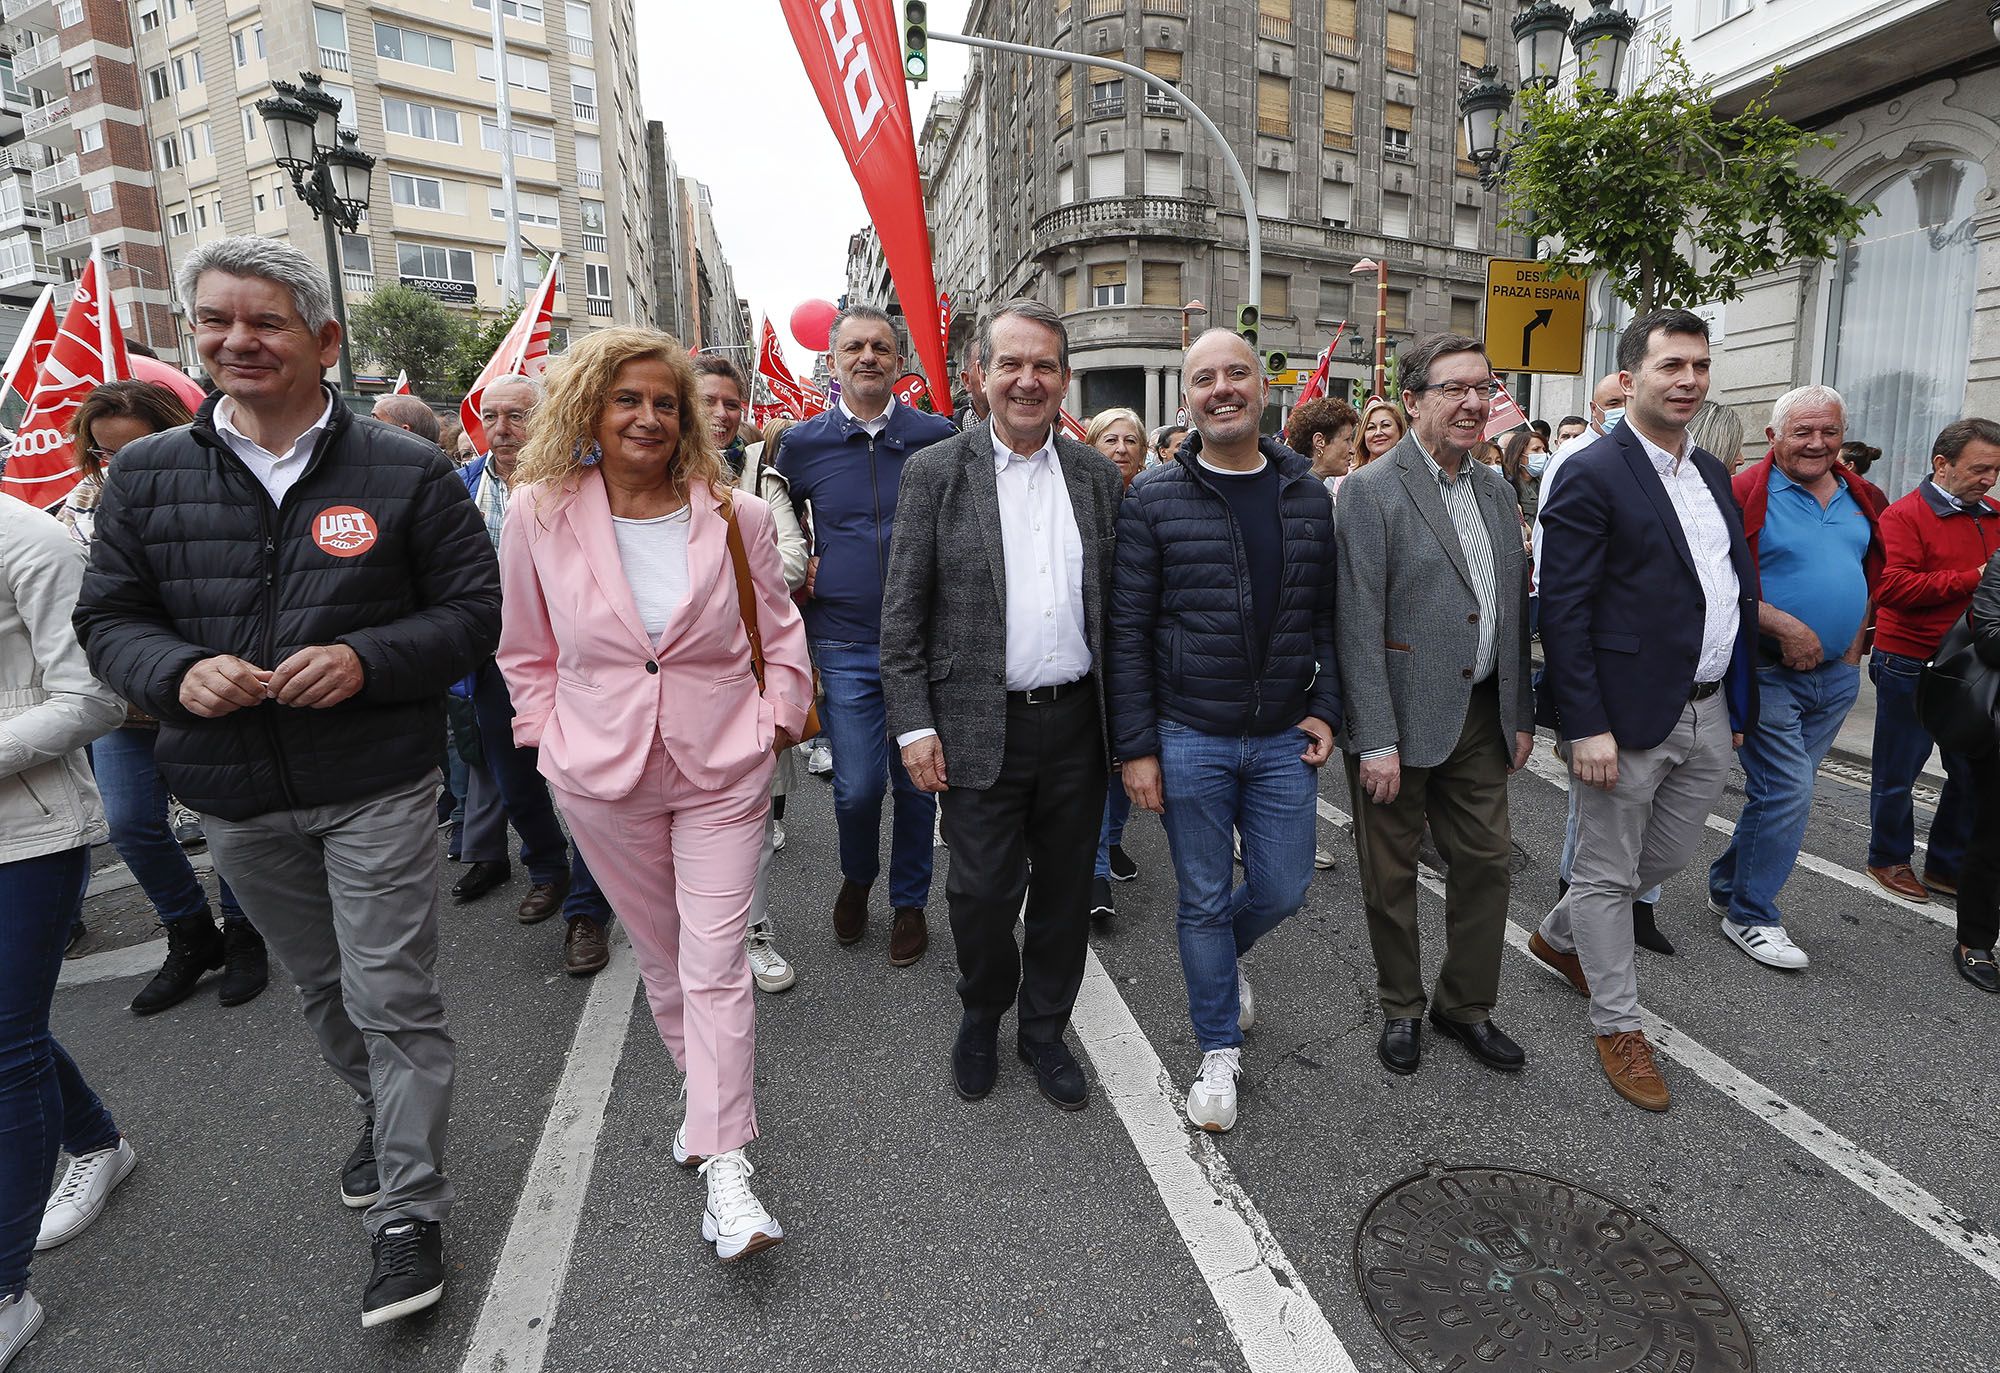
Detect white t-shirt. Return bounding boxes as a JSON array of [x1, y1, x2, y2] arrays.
[[611, 507, 692, 640]]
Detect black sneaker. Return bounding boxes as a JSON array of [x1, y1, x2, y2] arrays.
[[1089, 875, 1115, 920], [217, 921, 269, 1007], [360, 1218, 443, 1328], [342, 1120, 380, 1210], [129, 913, 224, 1016], [1107, 844, 1139, 882]]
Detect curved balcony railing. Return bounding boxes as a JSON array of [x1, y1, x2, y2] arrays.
[[1032, 194, 1214, 249]]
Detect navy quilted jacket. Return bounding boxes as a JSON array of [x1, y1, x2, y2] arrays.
[[73, 387, 500, 820], [1108, 436, 1340, 759]]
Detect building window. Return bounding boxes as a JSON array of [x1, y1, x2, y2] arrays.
[[384, 98, 462, 145], [480, 118, 556, 161], [182, 122, 210, 160], [1086, 150, 1123, 199], [1317, 277, 1351, 321], [580, 199, 606, 233], [314, 7, 347, 56], [155, 136, 181, 169], [242, 107, 258, 143], [565, 1, 592, 54], [1386, 12, 1417, 71], [1089, 262, 1126, 307], [573, 132, 601, 185], [487, 187, 560, 227], [1382, 190, 1411, 238], [272, 175, 286, 206], [1452, 203, 1479, 249], [375, 23, 455, 73], [232, 29, 247, 66], [1141, 261, 1181, 307], [585, 262, 610, 297], [77, 122, 103, 153], [389, 172, 444, 210], [1322, 88, 1354, 149], [1256, 73, 1291, 138], [571, 70, 597, 120], [88, 185, 112, 213], [1261, 273, 1290, 318], [475, 47, 550, 91], [473, 0, 546, 23], [194, 204, 207, 229], [1057, 164, 1076, 204], [1320, 179, 1352, 227], [1384, 102, 1413, 156], [1450, 297, 1479, 335], [340, 233, 371, 273], [1256, 168, 1288, 218], [492, 254, 559, 289], [253, 190, 266, 212], [69, 62, 95, 91], [137, 3, 160, 30], [1088, 77, 1123, 118], [168, 209, 189, 235], [146, 65, 170, 101], [1385, 287, 1410, 332], [397, 242, 476, 284], [1143, 149, 1183, 197]]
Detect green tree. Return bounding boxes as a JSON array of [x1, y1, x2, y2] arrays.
[[345, 286, 463, 395], [1498, 46, 1870, 315], [446, 303, 526, 394]]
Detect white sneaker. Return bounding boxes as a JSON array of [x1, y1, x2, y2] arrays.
[[1721, 918, 1809, 970], [770, 819, 786, 851], [1236, 967, 1256, 1033], [0, 1291, 43, 1371], [699, 1150, 783, 1261], [36, 1138, 136, 1251], [1186, 1048, 1241, 1133], [746, 925, 796, 993], [672, 1123, 705, 1169], [805, 742, 833, 776]]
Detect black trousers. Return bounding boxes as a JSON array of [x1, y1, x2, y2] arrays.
[[1957, 750, 2000, 950], [936, 687, 1106, 1043]]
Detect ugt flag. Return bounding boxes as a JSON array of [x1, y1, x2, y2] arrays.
[[460, 256, 562, 454], [0, 247, 131, 509], [756, 317, 827, 421]]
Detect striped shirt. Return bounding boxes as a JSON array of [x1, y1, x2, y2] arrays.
[[1632, 423, 1740, 683], [1420, 443, 1499, 681]]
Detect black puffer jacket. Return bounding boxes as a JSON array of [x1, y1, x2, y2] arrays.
[[1108, 436, 1340, 760], [74, 387, 499, 820]]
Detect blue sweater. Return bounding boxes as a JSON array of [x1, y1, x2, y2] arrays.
[[776, 401, 958, 644]]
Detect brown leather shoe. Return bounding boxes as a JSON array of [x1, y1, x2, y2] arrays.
[[1596, 1030, 1669, 1112], [1529, 931, 1590, 997], [888, 906, 928, 967], [562, 917, 609, 976], [833, 879, 870, 945], [1865, 863, 1930, 902], [1921, 865, 1959, 898], [517, 879, 569, 925]]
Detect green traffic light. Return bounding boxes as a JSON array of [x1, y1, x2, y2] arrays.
[[903, 2, 928, 83]]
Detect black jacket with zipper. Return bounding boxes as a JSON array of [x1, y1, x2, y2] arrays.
[[73, 386, 500, 820]]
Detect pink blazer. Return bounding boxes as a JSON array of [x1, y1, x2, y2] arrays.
[[497, 472, 812, 802]]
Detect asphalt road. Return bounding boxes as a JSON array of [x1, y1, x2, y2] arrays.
[[27, 737, 1998, 1373]]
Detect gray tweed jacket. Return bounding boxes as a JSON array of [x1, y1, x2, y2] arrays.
[[879, 421, 1122, 792], [1333, 431, 1534, 768]]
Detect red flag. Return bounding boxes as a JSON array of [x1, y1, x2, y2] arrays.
[[1, 247, 131, 508], [891, 372, 933, 412], [779, 0, 952, 416], [1058, 408, 1087, 443], [459, 254, 563, 453], [756, 317, 827, 421], [1293, 323, 1347, 406], [938, 292, 952, 363], [0, 283, 59, 406], [1483, 378, 1528, 440], [392, 369, 412, 395]]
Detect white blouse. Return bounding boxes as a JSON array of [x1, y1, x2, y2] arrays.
[[611, 506, 692, 640]]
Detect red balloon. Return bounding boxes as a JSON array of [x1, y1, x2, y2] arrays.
[[789, 299, 838, 353], [129, 354, 209, 412]]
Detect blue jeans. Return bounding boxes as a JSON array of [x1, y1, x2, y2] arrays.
[[1157, 721, 1318, 1052], [813, 639, 935, 909], [471, 662, 609, 924], [0, 846, 120, 1297], [1867, 650, 1974, 874], [1094, 769, 1131, 880], [1710, 660, 1861, 926], [90, 726, 243, 925]]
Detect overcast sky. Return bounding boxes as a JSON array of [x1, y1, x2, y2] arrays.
[[636, 2, 973, 371]]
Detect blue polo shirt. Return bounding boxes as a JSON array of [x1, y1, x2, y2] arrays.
[[1758, 465, 1871, 659]]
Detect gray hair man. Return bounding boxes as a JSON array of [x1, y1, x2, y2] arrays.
[[1335, 333, 1535, 1081], [372, 393, 440, 443], [956, 334, 989, 425], [75, 235, 500, 1325], [477, 373, 544, 483]]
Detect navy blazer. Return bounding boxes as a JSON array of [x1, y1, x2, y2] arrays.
[[1535, 421, 1758, 748]]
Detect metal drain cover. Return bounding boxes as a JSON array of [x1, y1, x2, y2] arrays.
[[1353, 1162, 1756, 1372]]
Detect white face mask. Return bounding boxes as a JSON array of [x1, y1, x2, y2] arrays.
[[1597, 406, 1625, 435], [1527, 448, 1550, 477]]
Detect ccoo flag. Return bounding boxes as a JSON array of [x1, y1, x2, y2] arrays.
[[779, 0, 952, 416], [756, 317, 828, 421], [459, 255, 563, 454], [0, 245, 131, 509], [0, 283, 60, 408]]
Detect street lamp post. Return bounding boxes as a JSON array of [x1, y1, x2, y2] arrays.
[[1458, 0, 1638, 190], [1351, 258, 1388, 400], [1179, 299, 1206, 350], [256, 71, 376, 391]]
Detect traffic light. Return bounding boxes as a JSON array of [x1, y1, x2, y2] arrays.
[[1264, 349, 1287, 376], [903, 3, 929, 82], [1236, 303, 1259, 350]]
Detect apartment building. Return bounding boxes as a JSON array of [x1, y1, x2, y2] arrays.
[[918, 74, 990, 369]]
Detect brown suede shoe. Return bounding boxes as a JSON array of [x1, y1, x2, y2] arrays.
[[562, 917, 609, 976], [1529, 930, 1590, 997], [1596, 1030, 1669, 1112], [833, 880, 870, 945], [888, 906, 928, 967], [517, 879, 568, 925], [1865, 863, 1930, 903]]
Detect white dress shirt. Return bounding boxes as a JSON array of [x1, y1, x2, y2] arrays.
[[1632, 422, 1740, 684], [1532, 425, 1601, 590], [213, 390, 335, 507], [839, 394, 896, 439], [896, 426, 1089, 748]]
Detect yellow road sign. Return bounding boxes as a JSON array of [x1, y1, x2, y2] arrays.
[[1270, 369, 1304, 386], [1483, 259, 1588, 375]]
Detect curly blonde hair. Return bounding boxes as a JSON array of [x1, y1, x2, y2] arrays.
[[511, 326, 727, 509]]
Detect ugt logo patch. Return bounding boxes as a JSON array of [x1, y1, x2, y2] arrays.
[[313, 505, 378, 557]]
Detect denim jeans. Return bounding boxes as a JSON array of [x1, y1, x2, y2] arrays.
[[0, 846, 120, 1297], [1093, 769, 1132, 880], [90, 725, 243, 925], [812, 639, 935, 910], [1867, 650, 1974, 874], [471, 662, 610, 925], [1708, 661, 1861, 926], [1157, 721, 1318, 1052]]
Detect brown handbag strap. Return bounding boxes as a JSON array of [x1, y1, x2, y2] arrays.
[[723, 504, 767, 690]]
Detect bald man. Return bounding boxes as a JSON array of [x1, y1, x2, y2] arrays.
[[373, 394, 441, 443]]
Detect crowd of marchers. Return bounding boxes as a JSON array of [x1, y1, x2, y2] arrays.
[[5, 231, 2000, 1362]]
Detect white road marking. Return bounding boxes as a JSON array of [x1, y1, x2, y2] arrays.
[[59, 938, 167, 988], [86, 849, 213, 898], [459, 926, 641, 1373], [1071, 947, 1358, 1373], [1317, 797, 2000, 1288]]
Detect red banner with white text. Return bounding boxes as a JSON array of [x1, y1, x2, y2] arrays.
[[1, 248, 130, 509], [756, 317, 828, 421]]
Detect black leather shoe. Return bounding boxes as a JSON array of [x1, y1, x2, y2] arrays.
[[1632, 899, 1675, 955], [952, 1017, 999, 1101], [452, 860, 510, 904], [1955, 945, 2000, 993], [1428, 1011, 1527, 1072], [1377, 1018, 1421, 1075], [1016, 1037, 1089, 1110]]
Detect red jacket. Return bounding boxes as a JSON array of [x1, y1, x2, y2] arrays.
[[1872, 479, 2000, 659], [1732, 455, 1889, 601]]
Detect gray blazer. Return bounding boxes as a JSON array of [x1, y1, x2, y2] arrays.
[[1333, 432, 1534, 769], [880, 421, 1122, 792]]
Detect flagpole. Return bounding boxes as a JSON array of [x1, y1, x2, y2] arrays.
[[490, 0, 524, 305]]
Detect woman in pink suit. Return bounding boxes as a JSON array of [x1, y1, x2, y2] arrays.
[[496, 328, 811, 1262]]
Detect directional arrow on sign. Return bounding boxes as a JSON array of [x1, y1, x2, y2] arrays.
[[1521, 309, 1554, 369]]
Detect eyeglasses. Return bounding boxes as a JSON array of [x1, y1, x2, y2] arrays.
[[86, 446, 118, 465], [1413, 380, 1502, 402]]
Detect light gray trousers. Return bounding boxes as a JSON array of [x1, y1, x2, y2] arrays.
[[1539, 696, 1733, 1035], [201, 770, 455, 1233]]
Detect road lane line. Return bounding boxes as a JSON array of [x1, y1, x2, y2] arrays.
[[1071, 948, 1358, 1373], [1317, 797, 2000, 1287], [459, 926, 640, 1373], [59, 937, 167, 988]]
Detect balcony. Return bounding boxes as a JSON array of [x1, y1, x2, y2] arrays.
[[1032, 194, 1214, 253], [30, 151, 77, 200], [319, 45, 348, 72], [341, 269, 375, 295], [1140, 0, 1185, 12], [572, 98, 595, 120], [578, 170, 601, 189], [1, 0, 53, 28], [1256, 14, 1291, 42], [566, 32, 592, 56], [1088, 96, 1123, 119], [1143, 90, 1178, 115], [1322, 129, 1354, 151], [1383, 143, 1412, 164], [21, 93, 70, 145], [0, 256, 57, 291], [0, 196, 46, 232], [0, 143, 50, 173], [1084, 0, 1121, 16], [14, 33, 62, 87], [40, 213, 87, 256], [580, 231, 606, 252], [585, 296, 611, 317], [1324, 33, 1356, 59]]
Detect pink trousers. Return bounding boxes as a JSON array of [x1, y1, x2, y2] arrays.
[[553, 741, 773, 1156]]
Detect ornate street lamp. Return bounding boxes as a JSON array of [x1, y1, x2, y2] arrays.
[[1510, 0, 1573, 88], [256, 70, 375, 390], [1459, 66, 1513, 189], [1572, 0, 1638, 95], [1459, 1, 1639, 190]]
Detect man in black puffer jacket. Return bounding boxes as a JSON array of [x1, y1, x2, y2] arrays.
[[73, 237, 497, 1329], [1109, 328, 1340, 1137]]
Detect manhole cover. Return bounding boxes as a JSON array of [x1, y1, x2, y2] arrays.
[[1353, 1162, 1756, 1372]]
